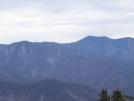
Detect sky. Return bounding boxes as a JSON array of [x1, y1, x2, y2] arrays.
[[0, 0, 134, 44]]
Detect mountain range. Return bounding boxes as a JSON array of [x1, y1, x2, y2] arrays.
[[0, 79, 99, 101], [0, 36, 134, 95]]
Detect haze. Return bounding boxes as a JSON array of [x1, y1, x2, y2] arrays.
[[0, 0, 134, 44]]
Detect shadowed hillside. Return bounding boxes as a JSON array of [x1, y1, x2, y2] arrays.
[[0, 79, 99, 101], [0, 36, 134, 95]]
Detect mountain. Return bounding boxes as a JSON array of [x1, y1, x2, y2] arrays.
[[63, 36, 134, 62], [0, 79, 99, 101], [0, 41, 62, 80], [43, 36, 134, 94], [0, 36, 134, 95]]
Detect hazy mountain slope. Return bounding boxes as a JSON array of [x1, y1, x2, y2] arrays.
[[0, 79, 99, 101], [0, 36, 134, 95], [0, 41, 64, 80], [47, 55, 134, 95], [0, 64, 24, 81], [63, 36, 134, 62]]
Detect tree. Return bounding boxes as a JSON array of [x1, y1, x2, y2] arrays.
[[99, 89, 110, 101], [111, 89, 126, 101]]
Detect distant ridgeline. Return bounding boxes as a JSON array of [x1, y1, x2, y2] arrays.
[[0, 36, 134, 95], [0, 79, 99, 101]]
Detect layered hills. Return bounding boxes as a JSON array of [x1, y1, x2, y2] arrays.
[[0, 79, 99, 101], [0, 36, 134, 95]]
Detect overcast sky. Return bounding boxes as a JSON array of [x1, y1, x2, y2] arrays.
[[0, 0, 134, 44]]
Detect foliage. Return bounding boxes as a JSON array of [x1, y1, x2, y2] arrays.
[[111, 89, 126, 101], [99, 89, 110, 101], [99, 89, 126, 101], [125, 95, 134, 100]]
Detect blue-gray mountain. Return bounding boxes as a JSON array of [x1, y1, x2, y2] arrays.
[[0, 79, 99, 101], [63, 36, 134, 62], [0, 36, 134, 95]]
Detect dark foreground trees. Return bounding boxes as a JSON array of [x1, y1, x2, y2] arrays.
[[98, 89, 110, 101], [99, 89, 126, 101], [111, 89, 125, 101]]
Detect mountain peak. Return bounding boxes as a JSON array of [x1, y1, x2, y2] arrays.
[[12, 40, 32, 45], [116, 37, 134, 41], [77, 36, 111, 43], [85, 36, 109, 39]]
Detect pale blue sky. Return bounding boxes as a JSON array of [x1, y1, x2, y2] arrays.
[[0, 0, 134, 44]]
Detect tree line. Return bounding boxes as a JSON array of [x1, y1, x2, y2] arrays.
[[98, 89, 126, 101]]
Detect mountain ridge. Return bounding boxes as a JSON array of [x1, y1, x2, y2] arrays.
[[0, 78, 99, 101], [0, 36, 134, 95]]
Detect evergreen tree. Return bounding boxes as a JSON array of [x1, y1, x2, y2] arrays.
[[99, 89, 110, 101], [111, 89, 126, 101]]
